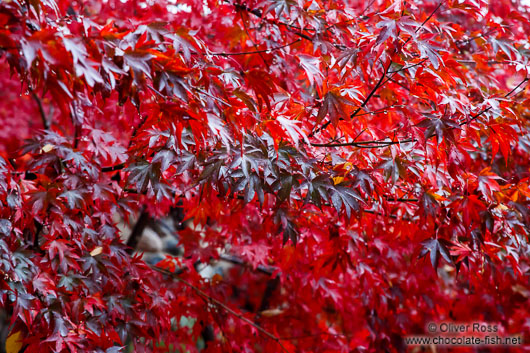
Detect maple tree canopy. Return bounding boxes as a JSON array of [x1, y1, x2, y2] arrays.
[[0, 0, 530, 352]]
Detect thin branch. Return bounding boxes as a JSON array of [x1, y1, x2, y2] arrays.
[[101, 115, 150, 173], [456, 59, 507, 65], [230, 0, 367, 42], [257, 276, 280, 313], [101, 163, 126, 172], [311, 138, 414, 148], [230, 1, 315, 40], [231, 2, 262, 17], [212, 38, 301, 56], [387, 59, 428, 74], [352, 128, 367, 141], [419, 1, 444, 31], [73, 122, 80, 149], [348, 60, 392, 119], [315, 77, 527, 149], [279, 331, 351, 340], [310, 61, 392, 137], [128, 115, 148, 149], [338, 77, 530, 149], [195, 88, 231, 106], [239, 10, 270, 66], [29, 88, 50, 130], [384, 197, 418, 202], [33, 221, 43, 250], [314, 68, 526, 149], [403, 1, 444, 47], [219, 254, 275, 276], [384, 75, 410, 91], [460, 77, 528, 126], [360, 0, 376, 16], [389, 1, 443, 77], [288, 30, 314, 42], [125, 209, 150, 255], [499, 76, 527, 98], [151, 266, 290, 353], [355, 105, 405, 117], [362, 209, 398, 219]]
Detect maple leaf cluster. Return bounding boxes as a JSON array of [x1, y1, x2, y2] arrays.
[[0, 0, 530, 352]]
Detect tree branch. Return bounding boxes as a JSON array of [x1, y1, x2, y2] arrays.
[[314, 75, 526, 148], [219, 253, 275, 276], [212, 38, 301, 56], [384, 197, 418, 202], [347, 61, 392, 120], [355, 105, 405, 117], [231, 1, 314, 41], [29, 88, 50, 130], [257, 276, 280, 313], [310, 2, 443, 137], [460, 77, 528, 126], [313, 73, 527, 150], [231, 2, 262, 17], [311, 138, 413, 148], [33, 220, 43, 251], [238, 10, 270, 66], [101, 115, 150, 173], [387, 59, 428, 74], [125, 209, 151, 255], [101, 163, 125, 172], [151, 266, 290, 353], [403, 1, 444, 47], [310, 61, 392, 137]]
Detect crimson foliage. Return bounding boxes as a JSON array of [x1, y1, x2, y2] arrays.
[[1, 0, 530, 352]]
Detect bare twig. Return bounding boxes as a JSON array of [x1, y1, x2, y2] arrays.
[[419, 2, 444, 30], [362, 209, 399, 219]]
